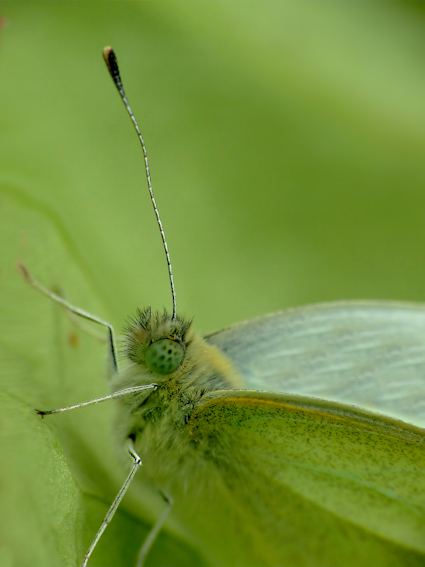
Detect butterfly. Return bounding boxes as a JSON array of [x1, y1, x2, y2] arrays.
[[22, 47, 425, 567]]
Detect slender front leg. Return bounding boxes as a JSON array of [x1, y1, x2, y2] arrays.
[[19, 263, 119, 373], [36, 384, 157, 417], [81, 438, 143, 567], [137, 490, 174, 567]]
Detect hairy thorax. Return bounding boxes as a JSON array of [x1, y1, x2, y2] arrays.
[[110, 321, 242, 490]]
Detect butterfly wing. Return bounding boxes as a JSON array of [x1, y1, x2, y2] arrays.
[[206, 301, 425, 427], [186, 389, 425, 567]]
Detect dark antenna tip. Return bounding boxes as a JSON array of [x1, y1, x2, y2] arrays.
[[103, 46, 177, 321], [103, 47, 119, 84]]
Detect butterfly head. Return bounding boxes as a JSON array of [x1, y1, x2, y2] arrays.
[[124, 308, 193, 376]]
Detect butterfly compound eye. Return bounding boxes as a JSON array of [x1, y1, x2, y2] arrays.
[[145, 339, 184, 375]]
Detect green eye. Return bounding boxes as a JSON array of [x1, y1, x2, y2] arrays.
[[145, 339, 184, 375]]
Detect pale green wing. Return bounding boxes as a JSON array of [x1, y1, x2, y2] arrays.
[[206, 301, 425, 428], [187, 390, 425, 567]]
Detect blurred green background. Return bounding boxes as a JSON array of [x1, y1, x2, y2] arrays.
[[2, 3, 425, 567]]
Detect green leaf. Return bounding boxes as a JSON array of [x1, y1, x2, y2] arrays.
[[2, 3, 425, 566]]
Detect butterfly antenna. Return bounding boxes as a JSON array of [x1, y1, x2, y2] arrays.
[[103, 46, 177, 320]]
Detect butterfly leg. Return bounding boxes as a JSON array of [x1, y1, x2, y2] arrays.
[[19, 263, 119, 373], [81, 437, 143, 567], [19, 264, 158, 416], [136, 490, 174, 567], [63, 304, 110, 343], [35, 383, 157, 416]]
